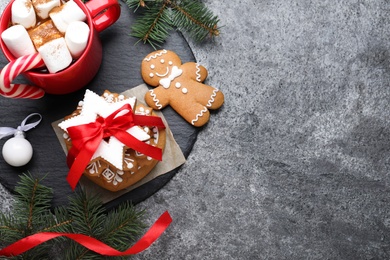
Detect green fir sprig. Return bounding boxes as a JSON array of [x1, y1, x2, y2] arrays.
[[0, 173, 146, 259], [126, 0, 220, 48]]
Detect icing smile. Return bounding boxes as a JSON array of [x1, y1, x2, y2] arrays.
[[156, 67, 169, 77]]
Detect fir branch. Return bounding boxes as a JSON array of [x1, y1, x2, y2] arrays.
[[170, 0, 220, 42], [0, 174, 147, 259], [126, 0, 221, 48], [101, 202, 146, 251], [13, 173, 53, 235], [129, 3, 172, 49], [67, 188, 106, 236]]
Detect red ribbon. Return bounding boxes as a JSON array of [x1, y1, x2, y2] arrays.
[[0, 211, 172, 257], [66, 104, 165, 190]]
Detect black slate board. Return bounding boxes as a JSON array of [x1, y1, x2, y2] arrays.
[[0, 0, 199, 210]]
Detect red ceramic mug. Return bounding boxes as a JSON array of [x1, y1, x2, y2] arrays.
[[0, 0, 121, 95]]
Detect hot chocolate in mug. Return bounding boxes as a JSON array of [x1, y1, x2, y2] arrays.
[[0, 0, 121, 95]]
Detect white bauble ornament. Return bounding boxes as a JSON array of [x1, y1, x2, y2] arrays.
[[0, 113, 42, 167], [2, 133, 33, 167]]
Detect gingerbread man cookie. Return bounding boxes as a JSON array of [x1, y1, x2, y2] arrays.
[[142, 49, 224, 127]]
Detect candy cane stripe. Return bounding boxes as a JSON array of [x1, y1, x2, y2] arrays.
[[0, 53, 45, 99]]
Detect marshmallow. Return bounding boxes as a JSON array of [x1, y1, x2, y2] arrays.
[[1, 25, 36, 58], [65, 21, 89, 59], [11, 0, 36, 29], [38, 37, 72, 73], [32, 0, 61, 20], [49, 0, 87, 33], [28, 20, 63, 50]]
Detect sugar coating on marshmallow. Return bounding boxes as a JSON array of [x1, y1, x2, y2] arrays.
[[1, 25, 36, 57], [65, 21, 89, 59], [49, 0, 86, 33], [32, 0, 61, 19], [11, 0, 36, 29], [38, 37, 72, 73], [28, 20, 62, 49]]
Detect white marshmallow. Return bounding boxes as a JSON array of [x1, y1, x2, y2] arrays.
[[38, 37, 72, 73], [49, 0, 87, 33], [11, 0, 36, 29], [65, 21, 89, 59], [1, 25, 36, 58], [61, 0, 87, 24], [49, 11, 68, 33], [32, 0, 61, 19]]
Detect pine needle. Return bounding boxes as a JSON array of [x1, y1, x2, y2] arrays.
[[126, 0, 221, 48], [0, 174, 146, 259]]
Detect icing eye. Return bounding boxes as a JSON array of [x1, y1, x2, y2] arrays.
[[160, 59, 165, 64], [150, 64, 155, 69], [149, 73, 154, 78], [175, 82, 181, 88], [168, 61, 173, 65], [182, 88, 188, 94]]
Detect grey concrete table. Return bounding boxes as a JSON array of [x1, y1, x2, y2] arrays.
[[2, 0, 390, 259]]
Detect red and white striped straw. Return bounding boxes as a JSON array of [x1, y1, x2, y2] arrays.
[[0, 53, 45, 99]]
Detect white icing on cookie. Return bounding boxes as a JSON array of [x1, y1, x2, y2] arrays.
[[156, 67, 169, 77], [93, 136, 124, 170], [58, 89, 147, 171], [159, 66, 183, 89], [195, 63, 201, 82], [149, 89, 162, 109], [124, 156, 134, 169], [191, 106, 208, 125], [87, 161, 101, 174], [144, 49, 167, 61], [206, 89, 219, 107]]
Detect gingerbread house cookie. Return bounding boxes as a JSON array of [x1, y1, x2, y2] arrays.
[[58, 90, 166, 192]]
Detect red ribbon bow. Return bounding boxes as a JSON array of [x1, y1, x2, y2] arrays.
[[0, 211, 172, 257], [66, 103, 165, 190]]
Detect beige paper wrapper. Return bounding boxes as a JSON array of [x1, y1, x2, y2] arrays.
[[52, 84, 186, 204]]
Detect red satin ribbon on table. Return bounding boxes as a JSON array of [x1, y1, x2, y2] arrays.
[[0, 211, 172, 257], [66, 103, 165, 190]]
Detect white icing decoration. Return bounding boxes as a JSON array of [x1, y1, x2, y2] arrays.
[[124, 156, 134, 169], [182, 88, 188, 94], [159, 66, 183, 89], [168, 61, 173, 65], [144, 49, 167, 61], [152, 127, 159, 140], [160, 59, 165, 64], [127, 126, 150, 142], [102, 168, 115, 181], [149, 73, 154, 78], [206, 89, 219, 107], [150, 64, 155, 69], [156, 67, 169, 77], [92, 136, 125, 169], [195, 63, 201, 82], [175, 82, 181, 88], [191, 106, 208, 125], [87, 160, 101, 174], [102, 168, 125, 185], [58, 89, 148, 170], [149, 89, 162, 109]]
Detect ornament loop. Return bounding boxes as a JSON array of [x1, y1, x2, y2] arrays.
[[0, 113, 42, 139]]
